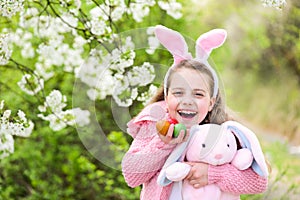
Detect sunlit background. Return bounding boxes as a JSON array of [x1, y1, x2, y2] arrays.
[[0, 0, 299, 199]]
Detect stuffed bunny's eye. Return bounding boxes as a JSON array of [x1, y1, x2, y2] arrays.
[[202, 144, 206, 148]]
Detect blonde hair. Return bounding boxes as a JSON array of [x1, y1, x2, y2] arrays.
[[150, 60, 232, 125]]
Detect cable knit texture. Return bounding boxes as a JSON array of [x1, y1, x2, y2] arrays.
[[208, 164, 268, 195], [122, 101, 268, 200]]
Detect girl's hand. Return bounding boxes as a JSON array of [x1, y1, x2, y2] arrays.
[[158, 124, 189, 145], [184, 162, 208, 188]]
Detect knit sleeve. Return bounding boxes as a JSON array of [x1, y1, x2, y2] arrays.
[[208, 163, 268, 194], [122, 121, 176, 188]]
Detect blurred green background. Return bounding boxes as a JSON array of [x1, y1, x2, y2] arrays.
[[0, 0, 299, 199]]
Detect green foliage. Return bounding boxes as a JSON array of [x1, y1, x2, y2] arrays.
[[0, 126, 140, 199]]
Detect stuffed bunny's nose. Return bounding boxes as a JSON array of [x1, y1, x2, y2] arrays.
[[214, 154, 223, 160]]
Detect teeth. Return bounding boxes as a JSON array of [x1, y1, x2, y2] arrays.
[[178, 110, 197, 115]]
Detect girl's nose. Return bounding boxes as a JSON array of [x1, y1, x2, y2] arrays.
[[181, 97, 193, 105]]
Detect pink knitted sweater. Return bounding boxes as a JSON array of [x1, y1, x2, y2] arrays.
[[122, 101, 268, 200]]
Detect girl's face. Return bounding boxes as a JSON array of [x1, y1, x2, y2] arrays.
[[165, 68, 215, 128]]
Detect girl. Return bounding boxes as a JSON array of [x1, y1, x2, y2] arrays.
[[122, 25, 268, 200]]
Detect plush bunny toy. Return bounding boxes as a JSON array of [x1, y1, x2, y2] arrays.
[[157, 121, 269, 200], [164, 123, 253, 200]]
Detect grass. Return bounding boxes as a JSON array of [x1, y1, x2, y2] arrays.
[[262, 139, 300, 199], [241, 137, 300, 200]]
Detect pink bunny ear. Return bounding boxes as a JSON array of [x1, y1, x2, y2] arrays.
[[196, 29, 227, 60], [154, 25, 192, 64]]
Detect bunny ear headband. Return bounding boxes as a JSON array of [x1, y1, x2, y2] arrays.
[[154, 25, 227, 98]]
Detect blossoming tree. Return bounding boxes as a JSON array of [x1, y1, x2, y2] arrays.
[[0, 0, 183, 159]]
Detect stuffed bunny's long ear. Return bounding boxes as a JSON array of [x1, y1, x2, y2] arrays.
[[196, 29, 227, 60], [154, 25, 192, 64], [224, 121, 269, 177]]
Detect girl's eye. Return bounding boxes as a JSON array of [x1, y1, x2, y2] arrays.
[[173, 91, 183, 96], [195, 92, 204, 97]]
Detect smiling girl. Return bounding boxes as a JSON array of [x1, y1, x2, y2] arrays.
[[121, 25, 268, 200]]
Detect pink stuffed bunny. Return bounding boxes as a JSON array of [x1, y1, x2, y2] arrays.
[[157, 121, 269, 200], [165, 123, 253, 200]]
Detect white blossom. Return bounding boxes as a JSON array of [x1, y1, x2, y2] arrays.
[[158, 0, 182, 19], [21, 42, 35, 58], [61, 12, 78, 27], [8, 29, 35, 58], [38, 105, 47, 113], [85, 70, 115, 100], [0, 34, 12, 65], [36, 37, 84, 74], [2, 110, 11, 120], [17, 74, 44, 95], [146, 27, 160, 54], [146, 36, 160, 54], [90, 19, 110, 36], [0, 0, 24, 18], [109, 49, 136, 73], [0, 134, 14, 159], [136, 0, 156, 6], [17, 110, 26, 122], [137, 84, 158, 105], [128, 3, 150, 22], [38, 90, 90, 131], [44, 90, 67, 113], [105, 0, 127, 21], [90, 5, 109, 21], [0, 100, 33, 159], [59, 0, 82, 11], [38, 113, 67, 131], [127, 62, 155, 86], [73, 35, 87, 49], [261, 0, 286, 9], [112, 77, 138, 107], [68, 108, 90, 127], [113, 87, 138, 107], [35, 63, 55, 80]]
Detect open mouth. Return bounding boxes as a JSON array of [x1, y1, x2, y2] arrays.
[[178, 110, 197, 119]]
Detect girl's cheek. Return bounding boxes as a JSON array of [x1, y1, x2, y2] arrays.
[[197, 102, 210, 116]]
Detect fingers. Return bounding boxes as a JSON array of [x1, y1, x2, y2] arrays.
[[166, 123, 174, 138], [184, 162, 208, 188], [175, 129, 185, 141], [183, 129, 190, 142], [189, 179, 207, 188]]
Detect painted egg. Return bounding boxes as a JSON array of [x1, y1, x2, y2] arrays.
[[156, 120, 170, 136], [167, 118, 178, 124], [173, 123, 187, 138]]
